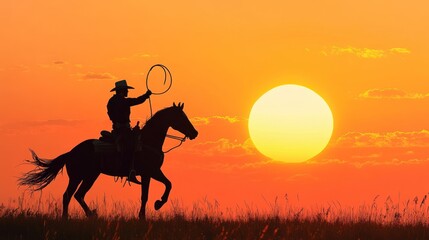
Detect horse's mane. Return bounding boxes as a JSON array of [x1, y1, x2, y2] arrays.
[[144, 106, 174, 127]]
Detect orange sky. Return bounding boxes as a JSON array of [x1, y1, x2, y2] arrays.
[[2, 1, 429, 214]]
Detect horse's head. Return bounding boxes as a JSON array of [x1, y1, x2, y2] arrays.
[[169, 102, 198, 140]]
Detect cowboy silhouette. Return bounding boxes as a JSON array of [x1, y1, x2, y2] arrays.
[[107, 80, 152, 184]]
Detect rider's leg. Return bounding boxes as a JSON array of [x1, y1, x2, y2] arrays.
[[125, 131, 140, 184], [126, 151, 140, 184]]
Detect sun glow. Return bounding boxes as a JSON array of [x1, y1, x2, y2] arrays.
[[248, 84, 334, 163]]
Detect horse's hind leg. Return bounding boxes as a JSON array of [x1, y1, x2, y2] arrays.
[[74, 173, 100, 217], [152, 169, 171, 211], [63, 177, 82, 219]]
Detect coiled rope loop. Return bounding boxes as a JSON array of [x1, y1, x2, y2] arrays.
[[146, 64, 172, 117], [146, 64, 172, 96]]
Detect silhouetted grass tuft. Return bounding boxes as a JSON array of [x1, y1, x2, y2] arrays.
[[2, 195, 429, 239]]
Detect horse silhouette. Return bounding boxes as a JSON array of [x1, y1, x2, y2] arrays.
[[19, 102, 198, 219]]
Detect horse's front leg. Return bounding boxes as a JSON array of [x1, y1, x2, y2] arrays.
[[152, 169, 171, 210], [139, 174, 151, 220]]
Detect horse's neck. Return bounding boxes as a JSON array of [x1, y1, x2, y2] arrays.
[[141, 120, 169, 151]]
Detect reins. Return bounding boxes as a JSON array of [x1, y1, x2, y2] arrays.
[[163, 134, 186, 153], [145, 64, 186, 153]]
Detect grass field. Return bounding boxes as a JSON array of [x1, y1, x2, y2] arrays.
[[2, 195, 429, 239]]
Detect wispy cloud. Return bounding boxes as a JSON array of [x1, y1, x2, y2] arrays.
[[134, 53, 155, 58], [0, 119, 84, 135], [188, 138, 256, 157], [14, 65, 30, 72], [321, 46, 411, 58], [335, 130, 429, 148], [359, 88, 428, 99], [183, 115, 252, 158], [305, 130, 429, 167], [77, 72, 117, 81], [40, 61, 68, 70], [306, 158, 347, 165], [39, 61, 86, 71], [115, 52, 158, 62], [191, 116, 241, 125], [330, 46, 384, 58], [311, 157, 429, 168], [390, 48, 411, 54], [23, 119, 81, 127]]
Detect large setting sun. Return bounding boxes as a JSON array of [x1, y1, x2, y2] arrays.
[[248, 84, 334, 163]]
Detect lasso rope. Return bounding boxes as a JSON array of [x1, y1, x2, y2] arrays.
[[145, 64, 186, 153], [145, 64, 173, 95], [146, 64, 173, 117]]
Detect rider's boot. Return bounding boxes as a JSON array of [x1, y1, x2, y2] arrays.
[[126, 150, 141, 185]]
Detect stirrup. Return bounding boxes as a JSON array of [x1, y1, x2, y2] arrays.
[[126, 169, 141, 185]]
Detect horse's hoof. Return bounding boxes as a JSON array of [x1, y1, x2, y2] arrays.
[[154, 200, 164, 210]]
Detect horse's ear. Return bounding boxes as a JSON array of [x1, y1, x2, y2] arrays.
[[173, 102, 177, 107], [178, 102, 184, 109], [180, 103, 184, 110]]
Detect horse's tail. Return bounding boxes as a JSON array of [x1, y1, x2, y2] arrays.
[[19, 149, 69, 191]]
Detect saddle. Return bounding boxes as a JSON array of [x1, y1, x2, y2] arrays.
[[99, 130, 115, 143], [99, 122, 141, 143], [96, 129, 142, 153]]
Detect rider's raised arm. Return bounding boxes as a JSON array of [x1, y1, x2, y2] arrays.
[[127, 90, 152, 106]]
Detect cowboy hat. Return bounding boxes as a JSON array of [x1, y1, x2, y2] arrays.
[[110, 80, 135, 92]]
